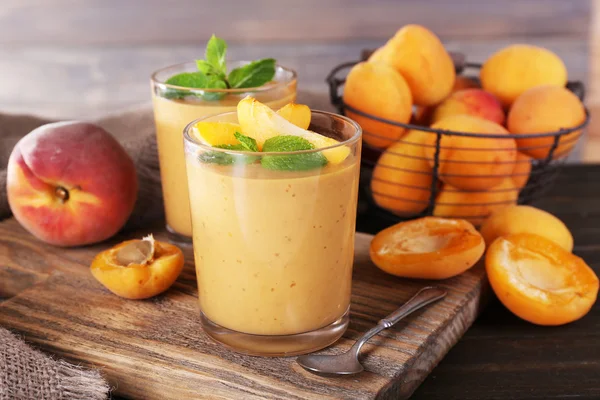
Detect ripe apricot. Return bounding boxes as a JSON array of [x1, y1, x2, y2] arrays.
[[511, 152, 532, 189], [371, 130, 433, 216], [508, 85, 585, 159], [91, 235, 184, 299], [431, 89, 505, 125], [343, 61, 412, 148], [424, 115, 517, 190], [434, 179, 519, 226], [369, 24, 455, 106], [481, 44, 567, 107], [480, 205, 573, 251], [486, 233, 598, 326], [414, 76, 481, 126], [370, 217, 485, 280]]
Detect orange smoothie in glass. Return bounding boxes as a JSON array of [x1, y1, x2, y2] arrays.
[[184, 98, 362, 356], [151, 74, 296, 239]]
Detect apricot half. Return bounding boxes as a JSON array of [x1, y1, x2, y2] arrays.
[[486, 234, 598, 326], [370, 217, 485, 280], [91, 235, 184, 299]]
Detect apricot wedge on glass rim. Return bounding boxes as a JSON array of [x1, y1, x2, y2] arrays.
[[486, 233, 599, 326], [370, 217, 485, 280], [237, 96, 350, 164], [276, 102, 311, 129], [90, 235, 184, 300]]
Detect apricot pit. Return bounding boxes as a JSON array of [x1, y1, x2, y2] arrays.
[[91, 235, 184, 299]]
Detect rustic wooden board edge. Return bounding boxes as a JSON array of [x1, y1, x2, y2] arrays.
[[0, 225, 490, 399], [384, 271, 489, 400]]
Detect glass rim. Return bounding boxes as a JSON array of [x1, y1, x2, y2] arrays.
[[183, 109, 362, 156], [150, 61, 297, 94]]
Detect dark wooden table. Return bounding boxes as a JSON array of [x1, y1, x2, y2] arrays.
[[357, 164, 600, 400]]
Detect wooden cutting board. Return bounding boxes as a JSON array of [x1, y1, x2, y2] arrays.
[[0, 218, 487, 400]]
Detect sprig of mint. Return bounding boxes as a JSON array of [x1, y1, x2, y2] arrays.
[[163, 35, 276, 100], [198, 132, 260, 165], [261, 136, 328, 171]]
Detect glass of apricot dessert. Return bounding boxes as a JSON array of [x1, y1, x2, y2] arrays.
[[150, 36, 297, 242], [183, 97, 362, 356]]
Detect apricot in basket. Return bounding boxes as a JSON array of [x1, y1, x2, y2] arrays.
[[433, 179, 518, 226], [343, 61, 412, 149], [480, 44, 568, 108], [511, 152, 532, 190], [370, 217, 485, 280], [90, 235, 184, 299], [371, 130, 433, 216], [486, 233, 598, 326], [508, 85, 586, 160], [369, 24, 455, 107], [423, 115, 517, 191]]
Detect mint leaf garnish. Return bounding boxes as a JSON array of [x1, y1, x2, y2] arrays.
[[200, 77, 227, 101], [196, 60, 226, 81], [205, 35, 227, 75], [234, 132, 259, 152], [162, 35, 277, 101], [228, 58, 276, 89], [198, 138, 259, 165], [261, 136, 328, 171]]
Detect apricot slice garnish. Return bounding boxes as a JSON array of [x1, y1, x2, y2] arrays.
[[276, 103, 311, 129], [192, 122, 242, 146], [237, 96, 350, 164], [90, 235, 184, 300], [486, 233, 599, 326], [370, 217, 485, 280]]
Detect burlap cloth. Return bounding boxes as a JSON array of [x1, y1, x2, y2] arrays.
[[0, 91, 332, 399]]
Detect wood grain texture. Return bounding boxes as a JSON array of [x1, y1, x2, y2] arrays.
[[1, 0, 590, 45], [0, 38, 589, 120], [0, 224, 487, 400]]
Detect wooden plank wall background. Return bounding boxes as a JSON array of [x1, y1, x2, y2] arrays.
[[2, 0, 597, 160]]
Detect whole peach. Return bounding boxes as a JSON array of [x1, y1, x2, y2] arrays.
[[431, 89, 505, 125], [7, 121, 138, 247]]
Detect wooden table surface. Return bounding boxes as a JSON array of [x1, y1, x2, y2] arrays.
[[2, 1, 599, 398], [357, 165, 600, 400]]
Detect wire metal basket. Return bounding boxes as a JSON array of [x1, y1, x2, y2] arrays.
[[327, 52, 590, 226]]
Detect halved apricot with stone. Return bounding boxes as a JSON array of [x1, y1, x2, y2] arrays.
[[370, 217, 485, 280], [90, 235, 184, 299], [486, 233, 598, 326]]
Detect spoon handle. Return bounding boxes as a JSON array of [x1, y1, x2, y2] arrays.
[[351, 286, 447, 353], [380, 286, 447, 328]]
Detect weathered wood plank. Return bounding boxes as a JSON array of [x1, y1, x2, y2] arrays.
[[0, 226, 487, 400], [0, 37, 588, 119], [1, 0, 590, 45]]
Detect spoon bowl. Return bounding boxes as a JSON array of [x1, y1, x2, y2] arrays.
[[297, 286, 446, 376]]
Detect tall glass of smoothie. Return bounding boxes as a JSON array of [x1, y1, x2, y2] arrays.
[[151, 62, 297, 242], [184, 98, 362, 356]]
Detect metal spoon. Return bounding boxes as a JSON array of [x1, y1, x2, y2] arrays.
[[297, 286, 447, 376]]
